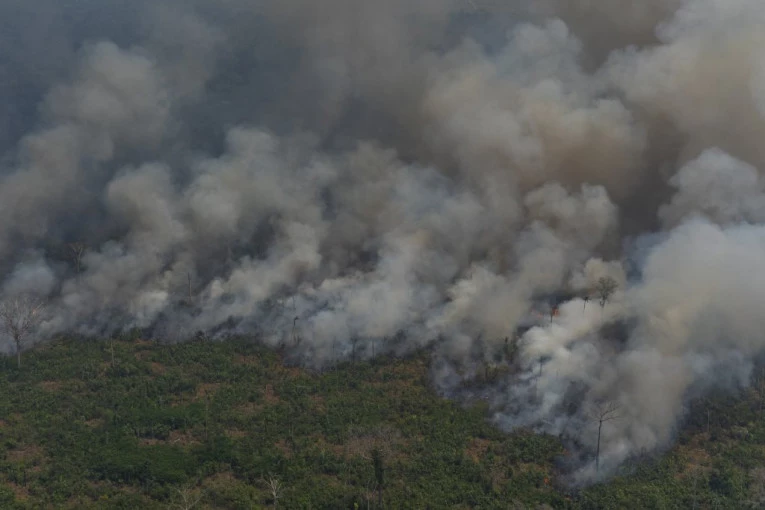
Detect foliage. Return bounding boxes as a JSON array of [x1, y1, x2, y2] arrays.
[[0, 336, 762, 508]]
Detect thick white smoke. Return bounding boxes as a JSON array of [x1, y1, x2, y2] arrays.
[[1, 0, 765, 482]]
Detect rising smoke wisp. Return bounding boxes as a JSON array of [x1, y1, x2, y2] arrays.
[[2, 0, 765, 482]]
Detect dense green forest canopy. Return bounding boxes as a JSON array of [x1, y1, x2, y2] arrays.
[[0, 335, 763, 509]]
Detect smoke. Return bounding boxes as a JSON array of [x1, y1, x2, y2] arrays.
[[2, 0, 765, 482]]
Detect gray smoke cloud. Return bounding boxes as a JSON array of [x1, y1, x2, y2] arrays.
[[2, 0, 765, 482]]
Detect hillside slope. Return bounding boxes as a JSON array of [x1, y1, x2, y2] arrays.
[[0, 336, 761, 509]]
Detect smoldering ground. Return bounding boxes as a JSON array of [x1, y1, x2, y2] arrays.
[[2, 0, 765, 483]]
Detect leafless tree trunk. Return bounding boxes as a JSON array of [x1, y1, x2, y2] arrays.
[[0, 296, 45, 368], [265, 473, 283, 509], [172, 484, 203, 510], [372, 446, 384, 508], [691, 462, 700, 510], [292, 316, 300, 346], [68, 242, 87, 275], [204, 395, 210, 441], [351, 336, 360, 362], [592, 401, 621, 473]]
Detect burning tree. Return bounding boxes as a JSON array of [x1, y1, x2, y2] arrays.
[[0, 295, 46, 368]]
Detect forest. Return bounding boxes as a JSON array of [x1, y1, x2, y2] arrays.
[[0, 334, 762, 509], [2, 1, 765, 506]]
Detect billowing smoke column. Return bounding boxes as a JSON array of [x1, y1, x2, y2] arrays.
[[2, 0, 765, 482]]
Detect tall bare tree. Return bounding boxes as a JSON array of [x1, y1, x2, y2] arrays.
[[265, 473, 283, 509], [292, 316, 300, 346], [372, 447, 385, 507], [67, 242, 87, 274], [170, 484, 204, 510], [592, 401, 621, 473], [0, 296, 46, 368], [595, 276, 618, 308], [351, 335, 361, 362]]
